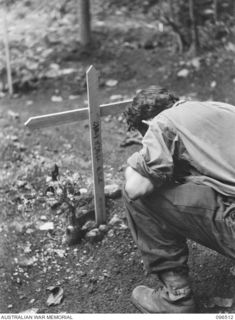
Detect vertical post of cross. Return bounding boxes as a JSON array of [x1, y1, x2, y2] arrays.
[[86, 65, 106, 225]]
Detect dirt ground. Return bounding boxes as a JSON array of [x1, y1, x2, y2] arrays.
[[1, 1, 235, 314]]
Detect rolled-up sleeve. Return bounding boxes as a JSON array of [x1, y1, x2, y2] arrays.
[[127, 115, 178, 187]]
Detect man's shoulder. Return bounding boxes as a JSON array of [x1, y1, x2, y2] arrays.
[[158, 99, 235, 131], [172, 99, 235, 110], [162, 100, 235, 117], [151, 100, 235, 130]]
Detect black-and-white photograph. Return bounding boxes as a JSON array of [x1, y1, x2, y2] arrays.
[[0, 0, 235, 315]]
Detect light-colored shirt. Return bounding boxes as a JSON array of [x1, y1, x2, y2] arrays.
[[127, 100, 235, 196]]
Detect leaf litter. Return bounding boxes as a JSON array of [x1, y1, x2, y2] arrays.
[[204, 297, 234, 309]]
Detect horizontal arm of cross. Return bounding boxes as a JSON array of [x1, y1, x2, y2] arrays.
[[24, 99, 132, 129]]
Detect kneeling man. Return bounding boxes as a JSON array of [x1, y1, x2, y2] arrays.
[[123, 86, 235, 313]]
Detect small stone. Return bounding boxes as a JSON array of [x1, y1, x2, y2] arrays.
[[26, 228, 34, 234], [79, 188, 88, 194], [24, 244, 32, 253], [103, 269, 110, 277], [119, 222, 128, 230], [85, 229, 103, 243], [69, 94, 80, 100], [177, 69, 190, 78], [104, 184, 122, 199], [8, 304, 13, 309], [46, 176, 52, 183], [82, 220, 97, 232], [26, 100, 33, 106], [56, 188, 63, 196], [189, 57, 201, 70], [29, 298, 35, 304], [51, 95, 63, 102], [53, 249, 66, 258], [40, 215, 47, 221], [99, 224, 108, 233], [210, 81, 217, 88], [60, 68, 76, 75], [108, 214, 122, 226], [107, 229, 114, 237], [226, 42, 235, 53], [89, 228, 99, 234], [49, 63, 60, 70], [118, 115, 124, 122], [16, 180, 27, 188], [38, 222, 54, 231], [110, 94, 123, 101], [105, 79, 118, 87], [104, 115, 112, 122], [46, 191, 54, 197]]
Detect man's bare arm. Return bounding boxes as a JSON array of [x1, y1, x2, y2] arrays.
[[124, 166, 154, 200]]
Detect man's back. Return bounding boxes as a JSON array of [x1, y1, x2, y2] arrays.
[[162, 100, 235, 196]]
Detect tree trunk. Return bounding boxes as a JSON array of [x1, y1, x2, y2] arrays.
[[80, 0, 91, 47], [168, 0, 174, 19], [213, 0, 218, 22], [188, 0, 199, 56], [3, 2, 13, 95]]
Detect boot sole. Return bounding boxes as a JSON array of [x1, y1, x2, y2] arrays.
[[131, 295, 196, 313], [131, 295, 150, 313]]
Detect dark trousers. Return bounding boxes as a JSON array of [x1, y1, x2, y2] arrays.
[[123, 182, 235, 274]]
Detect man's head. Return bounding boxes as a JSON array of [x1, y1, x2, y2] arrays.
[[124, 86, 179, 135]]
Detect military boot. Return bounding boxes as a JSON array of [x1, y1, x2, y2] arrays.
[[131, 270, 196, 313]]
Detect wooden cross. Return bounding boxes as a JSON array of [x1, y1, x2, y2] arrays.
[[25, 65, 132, 225]]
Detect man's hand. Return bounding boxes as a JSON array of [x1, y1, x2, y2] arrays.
[[124, 166, 154, 200]]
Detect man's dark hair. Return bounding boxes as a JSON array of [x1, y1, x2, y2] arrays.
[[124, 86, 179, 133]]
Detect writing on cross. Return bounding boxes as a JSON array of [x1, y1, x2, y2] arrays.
[[25, 65, 132, 225]]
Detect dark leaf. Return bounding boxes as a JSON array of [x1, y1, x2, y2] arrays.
[[51, 164, 59, 181], [46, 286, 64, 306]]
